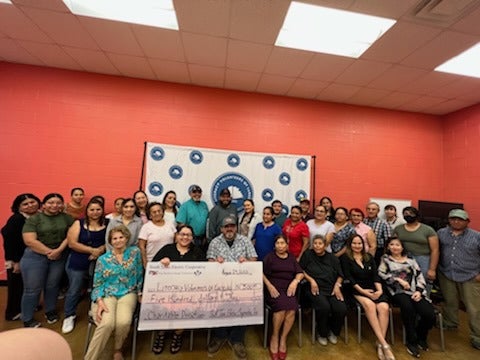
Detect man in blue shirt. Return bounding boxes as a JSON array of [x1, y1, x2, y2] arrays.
[[438, 209, 480, 350], [176, 185, 209, 249]]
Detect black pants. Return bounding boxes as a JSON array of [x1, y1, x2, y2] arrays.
[[5, 268, 23, 320], [393, 293, 435, 345], [308, 293, 347, 337]]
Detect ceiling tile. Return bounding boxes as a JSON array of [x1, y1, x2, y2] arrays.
[[175, 0, 230, 37], [397, 71, 458, 95], [0, 38, 44, 65], [401, 30, 479, 69], [62, 46, 120, 75], [264, 47, 313, 77], [316, 83, 361, 102], [229, 0, 290, 44], [362, 21, 442, 63], [373, 91, 419, 109], [426, 99, 478, 115], [397, 95, 449, 112], [301, 53, 354, 82], [335, 59, 392, 86], [256, 74, 296, 96], [226, 39, 272, 72], [132, 25, 185, 61], [19, 40, 83, 70], [149, 58, 190, 84], [188, 64, 225, 88], [368, 65, 429, 91], [20, 6, 98, 49], [287, 78, 329, 99], [0, 4, 53, 43], [107, 53, 156, 80], [430, 77, 480, 99], [451, 4, 480, 36], [224, 69, 261, 92], [79, 17, 143, 56], [182, 32, 227, 67], [349, 0, 418, 18], [13, 0, 69, 12], [346, 87, 391, 106]]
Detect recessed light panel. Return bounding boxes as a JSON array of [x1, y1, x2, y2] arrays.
[[435, 42, 480, 78]]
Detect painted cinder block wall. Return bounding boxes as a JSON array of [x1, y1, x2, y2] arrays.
[[1, 62, 475, 278]]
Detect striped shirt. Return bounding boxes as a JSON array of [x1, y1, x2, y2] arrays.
[[438, 226, 480, 282], [363, 217, 392, 248]]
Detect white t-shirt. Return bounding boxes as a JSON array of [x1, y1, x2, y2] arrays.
[[306, 219, 335, 252], [138, 221, 176, 262], [163, 211, 177, 227]]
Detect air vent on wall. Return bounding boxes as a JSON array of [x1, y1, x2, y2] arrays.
[[411, 0, 480, 26]]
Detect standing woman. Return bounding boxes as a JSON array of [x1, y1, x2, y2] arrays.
[[263, 234, 304, 360], [342, 234, 394, 360], [1, 193, 41, 321], [252, 206, 282, 261], [61, 197, 107, 334], [393, 206, 439, 286], [133, 190, 149, 224], [282, 206, 310, 261], [150, 225, 206, 355], [319, 196, 335, 223], [300, 235, 346, 346], [138, 202, 176, 268], [85, 225, 143, 360], [162, 190, 178, 226], [349, 208, 377, 257], [65, 187, 85, 220], [326, 207, 356, 258], [105, 198, 142, 249], [239, 199, 262, 241], [306, 205, 335, 249], [378, 237, 435, 358], [106, 197, 124, 220], [21, 193, 75, 327]]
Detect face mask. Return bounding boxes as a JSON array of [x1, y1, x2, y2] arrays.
[[404, 215, 417, 224]]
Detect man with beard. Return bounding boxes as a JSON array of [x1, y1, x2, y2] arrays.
[[206, 216, 257, 359], [207, 188, 237, 242], [176, 184, 209, 248]]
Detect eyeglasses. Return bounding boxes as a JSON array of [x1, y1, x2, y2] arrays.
[[178, 233, 193, 237]]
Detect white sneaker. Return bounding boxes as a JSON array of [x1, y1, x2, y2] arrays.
[[62, 315, 76, 334], [317, 336, 328, 346], [328, 333, 338, 344]]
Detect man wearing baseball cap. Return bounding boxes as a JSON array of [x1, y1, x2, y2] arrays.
[[437, 209, 480, 350], [207, 188, 237, 242], [175, 185, 209, 248], [206, 215, 257, 359]]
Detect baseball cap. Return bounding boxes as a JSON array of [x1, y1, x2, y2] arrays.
[[189, 184, 202, 193], [448, 209, 469, 220], [222, 216, 237, 227], [220, 188, 231, 196], [299, 198, 310, 204]]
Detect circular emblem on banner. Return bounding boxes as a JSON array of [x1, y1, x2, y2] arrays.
[[279, 172, 291, 186], [263, 156, 275, 169], [227, 154, 240, 168], [295, 190, 308, 202], [262, 188, 274, 202], [150, 146, 165, 161], [211, 172, 253, 213], [189, 150, 203, 165], [296, 158, 308, 171], [148, 182, 163, 197], [169, 165, 183, 179]]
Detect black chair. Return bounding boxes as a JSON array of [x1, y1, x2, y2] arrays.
[[263, 301, 302, 348], [400, 308, 445, 351]]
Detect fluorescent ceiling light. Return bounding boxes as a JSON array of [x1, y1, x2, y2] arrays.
[[435, 42, 480, 78], [63, 0, 179, 30], [275, 2, 396, 58], [0, 0, 13, 4]]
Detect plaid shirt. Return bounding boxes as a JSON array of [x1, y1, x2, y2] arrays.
[[363, 217, 392, 248], [207, 233, 258, 262]]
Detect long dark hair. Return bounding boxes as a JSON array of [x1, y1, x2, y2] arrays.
[[10, 193, 41, 213], [162, 190, 178, 216], [84, 197, 106, 228], [345, 233, 370, 262], [385, 236, 408, 256]]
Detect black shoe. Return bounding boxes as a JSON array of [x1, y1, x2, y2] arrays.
[[152, 331, 166, 355], [24, 319, 41, 328], [207, 337, 227, 357], [417, 339, 429, 351], [45, 311, 58, 324], [406, 343, 420, 358], [170, 332, 183, 354], [472, 340, 480, 350]]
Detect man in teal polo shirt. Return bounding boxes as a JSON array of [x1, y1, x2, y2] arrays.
[[176, 185, 209, 249]]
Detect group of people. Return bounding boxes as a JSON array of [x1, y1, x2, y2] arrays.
[[1, 187, 479, 360]]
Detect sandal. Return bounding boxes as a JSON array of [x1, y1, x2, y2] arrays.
[[382, 344, 395, 360], [376, 342, 385, 360], [152, 331, 166, 355], [170, 332, 183, 354]]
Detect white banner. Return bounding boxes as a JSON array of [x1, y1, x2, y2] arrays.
[[145, 143, 311, 214], [138, 261, 263, 331]]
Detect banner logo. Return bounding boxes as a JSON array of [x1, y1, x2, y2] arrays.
[[211, 172, 253, 212]]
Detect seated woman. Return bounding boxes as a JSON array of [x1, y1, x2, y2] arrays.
[[300, 235, 346, 346], [151, 225, 206, 355], [62, 197, 107, 334], [263, 234, 304, 360], [252, 206, 282, 261], [341, 234, 394, 360], [85, 225, 143, 360], [326, 207, 356, 257], [378, 236, 435, 358]]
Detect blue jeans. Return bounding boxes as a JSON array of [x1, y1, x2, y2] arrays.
[[213, 326, 247, 343], [64, 255, 89, 317], [20, 248, 67, 322], [412, 255, 433, 296]]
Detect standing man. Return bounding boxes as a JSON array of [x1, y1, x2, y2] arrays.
[[363, 202, 392, 265], [206, 216, 258, 359], [175, 185, 209, 248], [272, 200, 287, 227], [207, 188, 237, 242], [438, 209, 480, 350], [299, 198, 314, 222]]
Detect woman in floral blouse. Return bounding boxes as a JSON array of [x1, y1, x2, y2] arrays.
[[85, 225, 143, 360]]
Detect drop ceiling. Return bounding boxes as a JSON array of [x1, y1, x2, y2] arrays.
[[1, 0, 480, 115]]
